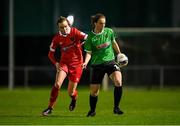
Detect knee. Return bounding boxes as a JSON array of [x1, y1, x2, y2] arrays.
[[90, 90, 99, 97], [111, 72, 122, 87], [114, 78, 122, 87], [68, 90, 74, 96], [54, 83, 61, 89]]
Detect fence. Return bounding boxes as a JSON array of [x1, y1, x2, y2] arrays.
[[1, 65, 180, 89]]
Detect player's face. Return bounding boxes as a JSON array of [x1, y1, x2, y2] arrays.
[[58, 20, 70, 35], [95, 18, 106, 32]]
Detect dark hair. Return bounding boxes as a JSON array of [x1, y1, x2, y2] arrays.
[[91, 13, 106, 28], [56, 16, 67, 25]]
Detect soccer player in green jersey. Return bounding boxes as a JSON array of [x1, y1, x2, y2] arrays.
[[82, 13, 128, 117]]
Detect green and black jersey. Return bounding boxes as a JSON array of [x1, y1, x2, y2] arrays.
[[84, 27, 116, 65]]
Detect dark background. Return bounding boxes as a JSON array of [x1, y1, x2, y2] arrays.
[[0, 0, 180, 87]]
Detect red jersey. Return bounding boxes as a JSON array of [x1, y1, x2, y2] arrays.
[[48, 27, 87, 67]]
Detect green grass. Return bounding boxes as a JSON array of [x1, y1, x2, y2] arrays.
[[0, 87, 180, 125]]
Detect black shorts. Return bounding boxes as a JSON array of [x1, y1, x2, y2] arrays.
[[90, 60, 120, 84]]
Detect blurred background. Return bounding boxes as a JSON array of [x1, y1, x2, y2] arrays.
[[1, 0, 180, 90]]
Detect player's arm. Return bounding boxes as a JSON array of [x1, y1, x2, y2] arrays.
[[48, 51, 56, 65], [112, 40, 121, 54], [82, 35, 92, 69], [82, 51, 91, 69], [48, 42, 61, 71], [48, 38, 59, 66], [112, 40, 128, 67], [75, 28, 88, 45]]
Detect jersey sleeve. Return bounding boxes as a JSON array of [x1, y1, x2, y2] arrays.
[[110, 28, 116, 42], [49, 36, 59, 52], [84, 35, 92, 53], [48, 36, 58, 65], [75, 28, 87, 41]]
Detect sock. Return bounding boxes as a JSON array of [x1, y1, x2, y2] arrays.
[[114, 86, 122, 109], [48, 85, 59, 108], [90, 95, 98, 112], [70, 90, 78, 100]]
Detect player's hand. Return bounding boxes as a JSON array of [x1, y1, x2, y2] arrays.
[[82, 62, 87, 69], [117, 53, 128, 67]]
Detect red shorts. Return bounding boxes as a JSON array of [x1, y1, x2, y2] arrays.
[[60, 62, 83, 83]]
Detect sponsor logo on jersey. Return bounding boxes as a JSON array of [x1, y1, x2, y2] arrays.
[[70, 37, 75, 42], [96, 42, 110, 49]]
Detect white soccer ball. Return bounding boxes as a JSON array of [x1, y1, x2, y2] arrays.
[[117, 53, 128, 67]]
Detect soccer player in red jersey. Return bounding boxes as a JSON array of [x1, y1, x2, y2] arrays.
[[42, 16, 87, 116]]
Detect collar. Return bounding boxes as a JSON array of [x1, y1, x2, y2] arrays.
[[92, 28, 104, 35]]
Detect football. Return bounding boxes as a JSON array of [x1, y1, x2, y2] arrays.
[[117, 53, 128, 67]]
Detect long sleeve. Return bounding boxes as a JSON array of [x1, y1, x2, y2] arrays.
[[48, 51, 57, 65], [48, 35, 58, 65]]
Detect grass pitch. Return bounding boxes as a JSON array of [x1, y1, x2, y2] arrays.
[[0, 86, 180, 125]]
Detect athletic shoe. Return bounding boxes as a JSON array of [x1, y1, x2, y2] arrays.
[[69, 99, 76, 111], [113, 107, 124, 115], [86, 110, 96, 117], [42, 107, 52, 116]]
